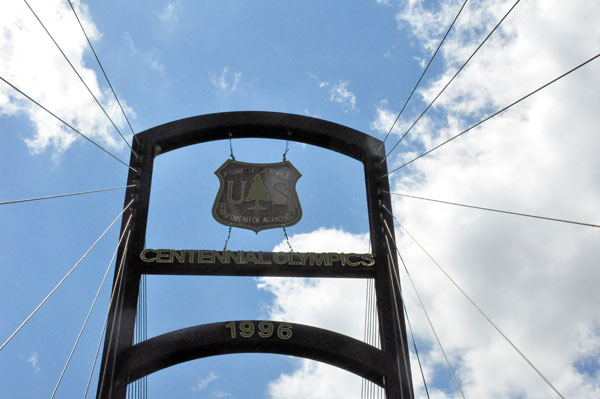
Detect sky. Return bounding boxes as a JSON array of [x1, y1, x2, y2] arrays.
[[1, 0, 599, 398]]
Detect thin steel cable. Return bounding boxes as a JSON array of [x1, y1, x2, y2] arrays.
[[142, 274, 148, 398], [138, 290, 141, 398], [84, 306, 109, 399], [368, 279, 376, 398], [375, 304, 383, 399], [108, 241, 131, 398], [83, 229, 131, 399], [383, 223, 465, 399], [143, 274, 148, 398], [383, 232, 412, 397], [51, 215, 132, 399], [384, 0, 521, 159], [384, 206, 566, 399], [384, 191, 600, 227], [97, 229, 132, 399], [383, 241, 414, 399], [403, 303, 430, 399], [228, 131, 236, 160], [367, 239, 380, 398], [133, 278, 139, 399], [0, 199, 133, 352], [386, 191, 600, 228], [0, 185, 134, 206], [223, 225, 232, 251], [66, 0, 138, 144], [134, 281, 139, 399], [0, 75, 136, 172], [283, 131, 291, 161], [371, 281, 379, 397], [23, 0, 138, 157], [363, 280, 370, 399], [136, 275, 147, 398], [280, 131, 294, 252], [132, 278, 140, 399], [362, 279, 378, 398], [282, 226, 294, 252], [384, 51, 600, 178], [381, 0, 469, 147], [367, 283, 374, 397], [361, 278, 370, 398]]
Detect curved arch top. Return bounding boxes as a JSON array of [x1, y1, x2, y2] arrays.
[[116, 321, 386, 387], [136, 111, 384, 162]]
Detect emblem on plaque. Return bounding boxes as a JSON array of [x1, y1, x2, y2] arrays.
[[212, 160, 302, 233]]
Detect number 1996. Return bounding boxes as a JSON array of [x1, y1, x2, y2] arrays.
[[225, 321, 292, 340]]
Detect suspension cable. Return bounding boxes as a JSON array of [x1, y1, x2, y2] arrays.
[[283, 131, 291, 161], [361, 277, 371, 399], [0, 185, 135, 206], [362, 237, 379, 398], [403, 303, 430, 399], [141, 273, 148, 398], [228, 131, 236, 160], [383, 221, 466, 399], [363, 278, 382, 398], [97, 228, 132, 399], [0, 75, 136, 172], [22, 0, 138, 158], [51, 215, 132, 398], [223, 225, 233, 251], [380, 0, 469, 147], [386, 191, 600, 228], [282, 225, 294, 252], [383, 244, 414, 399], [384, 0, 521, 160], [0, 199, 134, 352], [384, 51, 600, 178], [383, 205, 566, 399], [66, 0, 138, 144], [84, 303, 109, 398], [83, 229, 131, 399]]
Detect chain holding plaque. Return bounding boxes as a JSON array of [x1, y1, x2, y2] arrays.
[[212, 159, 302, 233]]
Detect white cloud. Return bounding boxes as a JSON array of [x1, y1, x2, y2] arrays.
[[210, 67, 242, 96], [27, 353, 40, 372], [124, 33, 165, 74], [154, 2, 179, 23], [192, 372, 218, 392], [267, 360, 369, 399], [144, 48, 166, 74], [329, 81, 357, 112], [259, 228, 371, 398], [0, 0, 134, 158], [371, 1, 600, 397], [308, 72, 329, 88], [309, 74, 357, 112]]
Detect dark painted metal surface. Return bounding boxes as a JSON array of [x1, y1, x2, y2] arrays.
[[97, 111, 414, 398], [135, 249, 376, 278], [111, 321, 387, 391]]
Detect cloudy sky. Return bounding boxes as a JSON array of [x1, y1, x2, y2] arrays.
[[1, 1, 599, 398]]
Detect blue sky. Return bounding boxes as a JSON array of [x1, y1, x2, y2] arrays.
[[1, 1, 600, 398]]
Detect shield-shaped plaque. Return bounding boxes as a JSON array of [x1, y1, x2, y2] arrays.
[[212, 160, 302, 233]]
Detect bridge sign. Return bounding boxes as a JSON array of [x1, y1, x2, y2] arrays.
[[212, 159, 302, 232]]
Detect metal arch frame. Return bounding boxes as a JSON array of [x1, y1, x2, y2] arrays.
[[115, 321, 388, 386], [97, 111, 414, 398]]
